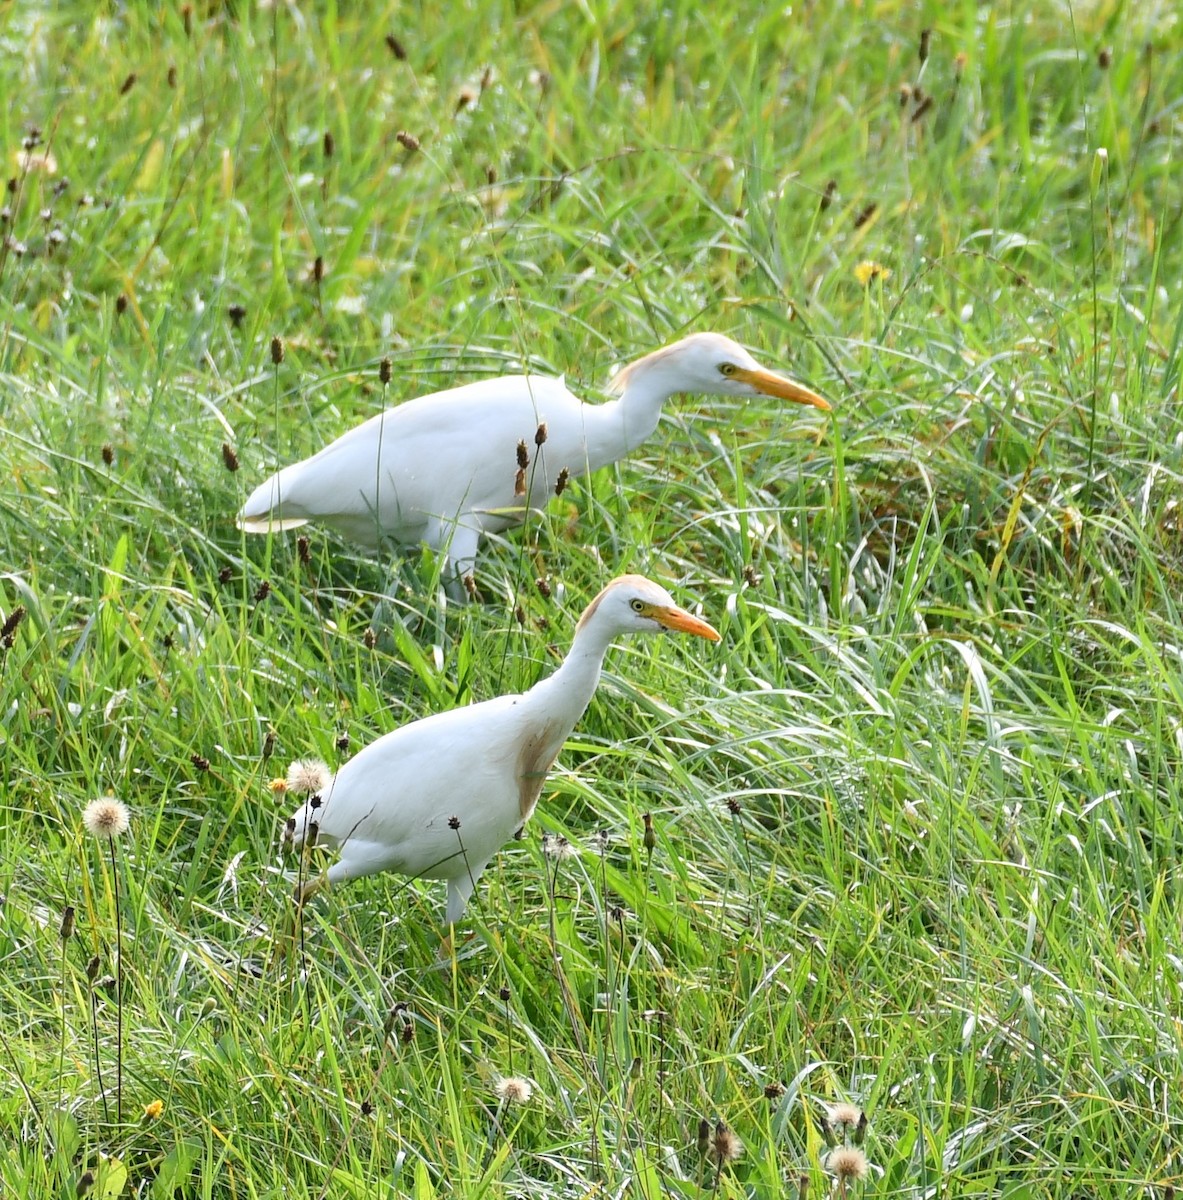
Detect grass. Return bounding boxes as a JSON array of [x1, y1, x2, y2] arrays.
[[2, 0, 1182, 1195]]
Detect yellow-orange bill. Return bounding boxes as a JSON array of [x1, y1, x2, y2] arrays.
[[654, 606, 721, 641], [734, 366, 831, 411]]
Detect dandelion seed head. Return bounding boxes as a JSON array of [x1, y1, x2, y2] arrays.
[[826, 1146, 869, 1182], [828, 1103, 863, 1130], [286, 759, 331, 795], [83, 797, 130, 840], [493, 1075, 533, 1104], [713, 1121, 743, 1163]]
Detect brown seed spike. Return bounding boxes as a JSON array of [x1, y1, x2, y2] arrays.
[[60, 905, 76, 940], [217, 566, 233, 585], [253, 580, 271, 603], [86, 955, 100, 982], [191, 753, 210, 772], [313, 255, 324, 283], [167, 65, 177, 88], [535, 577, 551, 599], [1097, 46, 1111, 69], [297, 535, 311, 564], [270, 335, 285, 364], [448, 815, 461, 830], [385, 33, 408, 60], [534, 422, 548, 446], [911, 95, 934, 123], [379, 356, 392, 384], [119, 73, 137, 96], [363, 627, 377, 649], [853, 202, 877, 229], [516, 439, 530, 469], [696, 1119, 711, 1157], [642, 812, 656, 852], [115, 294, 129, 315], [1, 605, 27, 640], [181, 5, 192, 36], [555, 467, 569, 496], [820, 179, 837, 210], [514, 466, 527, 496], [221, 442, 239, 472], [919, 28, 931, 63], [396, 130, 420, 151], [323, 131, 334, 159], [227, 303, 246, 326]]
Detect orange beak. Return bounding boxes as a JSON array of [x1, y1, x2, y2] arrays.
[[732, 365, 831, 411], [653, 605, 721, 641]]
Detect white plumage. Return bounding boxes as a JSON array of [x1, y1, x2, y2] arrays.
[[283, 574, 720, 923], [239, 332, 829, 585]]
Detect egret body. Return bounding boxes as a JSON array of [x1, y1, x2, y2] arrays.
[[239, 333, 829, 584], [283, 575, 720, 923]]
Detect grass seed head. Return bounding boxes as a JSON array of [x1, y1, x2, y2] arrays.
[[534, 421, 548, 445], [385, 33, 408, 60], [696, 1118, 711, 1156], [221, 442, 239, 472], [1, 605, 27, 640], [100, 442, 114, 464], [379, 356, 392, 383], [555, 466, 569, 495], [60, 905, 76, 940], [83, 797, 130, 840], [396, 130, 420, 151], [119, 73, 137, 96], [919, 28, 931, 62], [516, 439, 530, 469], [297, 535, 311, 564], [228, 303, 246, 326], [323, 131, 334, 158], [270, 335, 284, 364], [642, 811, 656, 851], [191, 753, 210, 772]]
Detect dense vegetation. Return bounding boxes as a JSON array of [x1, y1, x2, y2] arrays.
[[2, 2, 1181, 1196]]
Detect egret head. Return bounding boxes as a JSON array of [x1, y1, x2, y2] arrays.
[[609, 332, 830, 411], [576, 574, 720, 641]]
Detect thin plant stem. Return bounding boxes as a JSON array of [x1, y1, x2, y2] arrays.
[[108, 838, 123, 1124]]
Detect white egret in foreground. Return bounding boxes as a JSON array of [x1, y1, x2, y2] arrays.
[[283, 574, 719, 924], [238, 332, 829, 587]]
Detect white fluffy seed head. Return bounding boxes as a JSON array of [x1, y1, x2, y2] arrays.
[[82, 797, 130, 840]]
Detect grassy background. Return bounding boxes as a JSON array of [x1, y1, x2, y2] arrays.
[[2, 0, 1182, 1195]]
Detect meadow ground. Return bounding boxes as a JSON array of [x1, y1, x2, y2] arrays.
[[2, 1, 1182, 1196]]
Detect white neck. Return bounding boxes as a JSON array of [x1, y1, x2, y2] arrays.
[[580, 357, 680, 470], [520, 616, 619, 736]]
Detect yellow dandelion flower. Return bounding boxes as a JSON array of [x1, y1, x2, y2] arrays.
[[854, 261, 891, 287], [143, 1099, 164, 1120]]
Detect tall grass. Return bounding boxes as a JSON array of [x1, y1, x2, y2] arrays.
[[2, 1, 1182, 1196]]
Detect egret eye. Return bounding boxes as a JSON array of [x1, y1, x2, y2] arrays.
[[719, 362, 737, 377], [630, 599, 646, 613]]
